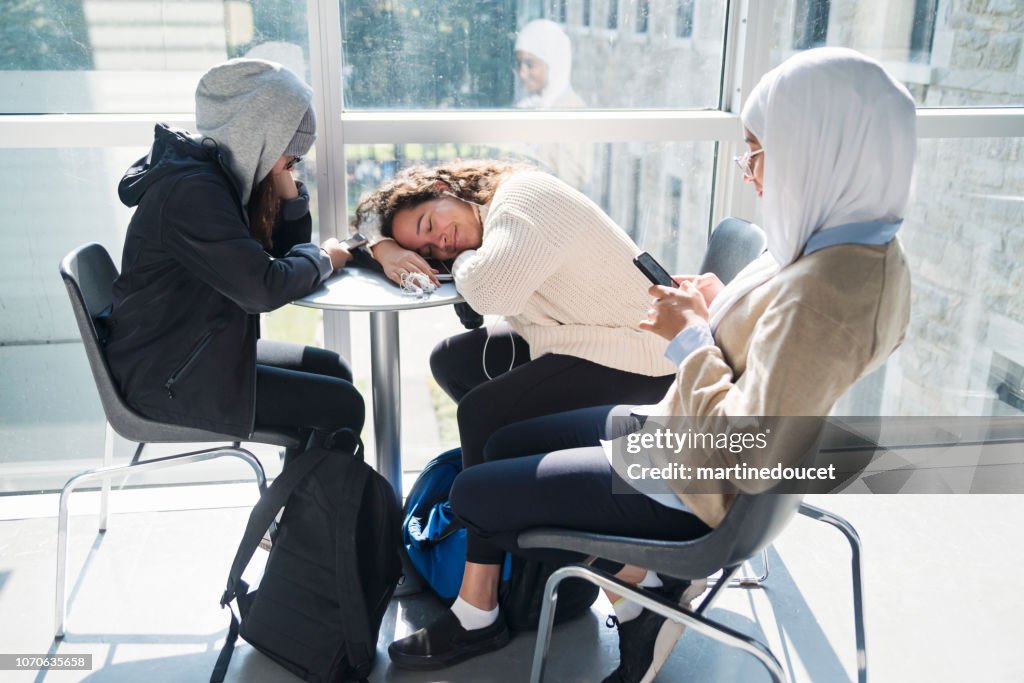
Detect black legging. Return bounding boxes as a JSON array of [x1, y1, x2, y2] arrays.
[[253, 340, 364, 462], [450, 405, 710, 570], [430, 325, 674, 474]]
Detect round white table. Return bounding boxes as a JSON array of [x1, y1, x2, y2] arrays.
[[293, 266, 463, 497]]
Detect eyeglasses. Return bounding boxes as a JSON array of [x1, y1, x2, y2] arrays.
[[732, 148, 764, 179], [285, 156, 303, 171]]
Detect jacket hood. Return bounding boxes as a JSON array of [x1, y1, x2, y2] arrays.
[[118, 124, 222, 208], [194, 58, 315, 206]]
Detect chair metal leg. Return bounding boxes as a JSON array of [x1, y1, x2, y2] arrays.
[[54, 446, 267, 639], [529, 562, 561, 683], [98, 424, 114, 532], [707, 547, 770, 588], [695, 565, 740, 615], [799, 502, 867, 683], [530, 565, 786, 683]]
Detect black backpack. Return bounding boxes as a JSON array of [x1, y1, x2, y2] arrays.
[[212, 443, 402, 683]]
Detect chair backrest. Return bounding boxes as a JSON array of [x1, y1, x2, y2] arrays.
[[708, 490, 805, 566], [654, 482, 807, 579], [699, 217, 766, 285], [60, 243, 125, 424], [59, 243, 242, 444]]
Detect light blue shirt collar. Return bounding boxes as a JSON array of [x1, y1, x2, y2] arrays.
[[802, 219, 902, 256]]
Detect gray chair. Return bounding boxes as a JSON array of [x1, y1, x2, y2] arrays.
[[699, 216, 766, 282], [56, 243, 301, 638], [521, 499, 865, 683], [522, 219, 868, 683]]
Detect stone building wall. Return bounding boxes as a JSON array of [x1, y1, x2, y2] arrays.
[[879, 1, 1022, 416]]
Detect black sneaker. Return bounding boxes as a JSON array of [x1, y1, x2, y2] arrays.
[[388, 608, 510, 670], [602, 577, 707, 683]]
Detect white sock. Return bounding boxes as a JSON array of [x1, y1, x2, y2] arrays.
[[638, 570, 663, 589], [451, 596, 499, 631], [611, 597, 643, 623]]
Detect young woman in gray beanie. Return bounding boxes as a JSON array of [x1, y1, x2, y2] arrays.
[[103, 58, 363, 459]]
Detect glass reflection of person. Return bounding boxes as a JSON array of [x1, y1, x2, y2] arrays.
[[513, 19, 593, 190], [514, 19, 585, 109]]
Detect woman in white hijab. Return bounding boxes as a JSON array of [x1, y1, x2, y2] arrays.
[[445, 48, 916, 683], [514, 18, 586, 109], [513, 19, 592, 188]]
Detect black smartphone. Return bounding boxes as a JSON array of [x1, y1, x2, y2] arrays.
[[425, 257, 455, 282], [342, 231, 369, 250], [633, 251, 677, 287]]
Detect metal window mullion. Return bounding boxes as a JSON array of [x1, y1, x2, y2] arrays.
[[916, 108, 1024, 138], [712, 0, 744, 233], [337, 110, 740, 144], [308, 0, 351, 360], [0, 110, 1020, 150], [308, 0, 346, 240], [716, 0, 779, 229], [0, 114, 193, 148]]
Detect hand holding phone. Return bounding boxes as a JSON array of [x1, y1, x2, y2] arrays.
[[635, 252, 713, 341], [633, 252, 677, 288]]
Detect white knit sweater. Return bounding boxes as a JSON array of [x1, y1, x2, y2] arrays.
[[449, 171, 674, 377]]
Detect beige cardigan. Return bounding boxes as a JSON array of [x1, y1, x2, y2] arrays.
[[645, 239, 911, 527]]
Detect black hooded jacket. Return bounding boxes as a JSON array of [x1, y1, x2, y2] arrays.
[[102, 124, 327, 437]]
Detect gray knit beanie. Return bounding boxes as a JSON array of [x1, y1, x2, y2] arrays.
[[284, 105, 316, 158], [195, 58, 314, 206]]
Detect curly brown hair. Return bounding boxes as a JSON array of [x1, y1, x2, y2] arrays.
[[352, 160, 534, 238]]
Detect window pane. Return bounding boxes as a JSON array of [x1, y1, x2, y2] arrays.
[[345, 141, 714, 272], [769, 0, 1024, 106], [832, 137, 1024, 416], [0, 1, 310, 114], [340, 1, 727, 109]]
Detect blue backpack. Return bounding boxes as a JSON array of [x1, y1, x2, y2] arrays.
[[402, 448, 510, 601], [402, 449, 599, 631]]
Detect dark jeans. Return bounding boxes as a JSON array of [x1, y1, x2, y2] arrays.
[[254, 340, 364, 463], [430, 325, 675, 473], [450, 404, 710, 571]]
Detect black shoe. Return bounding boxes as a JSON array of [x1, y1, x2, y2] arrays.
[[602, 577, 707, 683], [388, 608, 510, 670]]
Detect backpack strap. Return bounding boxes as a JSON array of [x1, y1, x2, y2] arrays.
[[220, 448, 329, 606], [210, 581, 244, 683], [333, 458, 376, 672], [210, 450, 329, 683]]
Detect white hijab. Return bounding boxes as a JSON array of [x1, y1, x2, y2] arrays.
[[708, 47, 917, 330], [514, 19, 574, 109]]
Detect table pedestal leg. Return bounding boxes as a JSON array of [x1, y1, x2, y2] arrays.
[[369, 310, 424, 596], [369, 310, 402, 498]]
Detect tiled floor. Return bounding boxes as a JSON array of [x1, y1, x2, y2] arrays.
[[1, 492, 1023, 682]]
